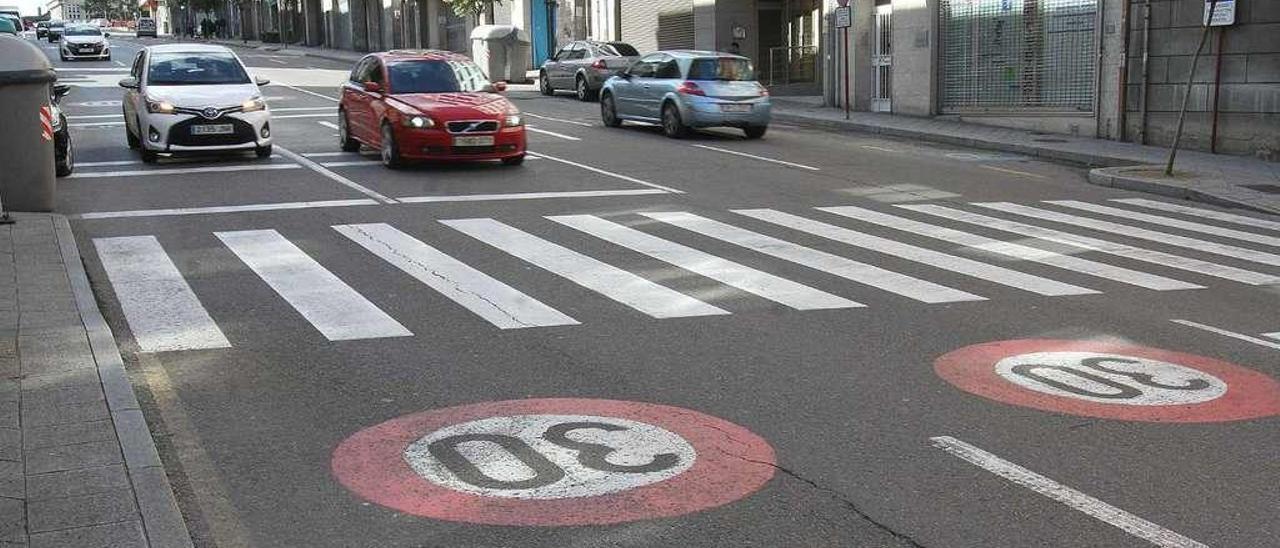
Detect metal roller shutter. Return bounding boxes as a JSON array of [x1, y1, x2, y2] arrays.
[[621, 0, 694, 54]]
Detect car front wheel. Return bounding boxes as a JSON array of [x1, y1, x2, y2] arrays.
[[601, 94, 621, 128], [380, 123, 402, 169], [539, 72, 553, 96], [338, 110, 360, 152]]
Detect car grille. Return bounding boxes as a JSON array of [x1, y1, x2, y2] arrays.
[[446, 120, 499, 134], [167, 116, 256, 147], [71, 43, 104, 52]]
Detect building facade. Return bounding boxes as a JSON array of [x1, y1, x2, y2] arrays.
[[46, 0, 85, 21]]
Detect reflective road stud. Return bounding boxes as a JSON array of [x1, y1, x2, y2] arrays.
[[935, 339, 1280, 422], [331, 399, 776, 525]]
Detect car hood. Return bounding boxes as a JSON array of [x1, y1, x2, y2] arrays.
[[145, 84, 261, 108], [389, 92, 512, 118], [63, 35, 106, 44]]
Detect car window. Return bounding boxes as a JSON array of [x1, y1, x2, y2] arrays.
[[387, 59, 489, 94], [350, 58, 371, 82], [64, 25, 102, 36], [603, 43, 639, 57], [654, 58, 681, 79], [147, 52, 252, 86], [130, 52, 145, 77], [629, 54, 662, 78], [366, 60, 385, 84], [566, 44, 587, 60], [552, 45, 572, 61], [686, 57, 756, 81]]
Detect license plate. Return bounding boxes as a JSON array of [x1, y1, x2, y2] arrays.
[[453, 135, 495, 147], [79, 47, 94, 52], [191, 124, 234, 135], [719, 103, 753, 113]]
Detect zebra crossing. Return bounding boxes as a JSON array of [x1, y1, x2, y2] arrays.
[[91, 199, 1280, 352]]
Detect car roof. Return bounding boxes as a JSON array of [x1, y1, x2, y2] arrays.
[[376, 50, 471, 62], [145, 43, 235, 54], [663, 50, 748, 60]]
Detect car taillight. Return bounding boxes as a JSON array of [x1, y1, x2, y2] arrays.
[[676, 82, 705, 96], [591, 59, 607, 70]]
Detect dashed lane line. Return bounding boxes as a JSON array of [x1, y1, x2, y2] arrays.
[[67, 164, 302, 179], [689, 144, 820, 171], [1170, 320, 1280, 351], [526, 126, 581, 141], [279, 83, 340, 102], [523, 112, 594, 127], [979, 165, 1049, 179], [526, 151, 683, 194]]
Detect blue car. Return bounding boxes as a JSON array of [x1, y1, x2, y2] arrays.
[[600, 50, 771, 139]]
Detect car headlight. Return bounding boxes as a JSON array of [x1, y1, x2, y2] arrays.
[[504, 114, 523, 127], [403, 115, 434, 128], [146, 100, 175, 114], [241, 97, 267, 112]]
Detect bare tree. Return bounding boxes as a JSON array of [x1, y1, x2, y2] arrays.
[[445, 0, 502, 18]]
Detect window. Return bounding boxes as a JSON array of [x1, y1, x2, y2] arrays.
[[602, 42, 639, 57], [686, 58, 755, 81], [350, 58, 371, 83], [553, 45, 573, 61], [387, 59, 490, 94], [63, 25, 102, 36], [146, 52, 251, 86], [566, 43, 588, 60], [628, 55, 661, 78], [654, 58, 681, 79], [130, 52, 144, 77]]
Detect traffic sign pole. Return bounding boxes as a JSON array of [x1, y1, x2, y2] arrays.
[[843, 28, 850, 119], [835, 2, 852, 120]]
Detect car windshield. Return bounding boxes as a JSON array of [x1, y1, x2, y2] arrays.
[[601, 43, 639, 57], [64, 26, 102, 36], [148, 52, 251, 86], [387, 59, 489, 94], [686, 57, 755, 81]]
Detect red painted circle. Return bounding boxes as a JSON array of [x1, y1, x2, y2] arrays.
[[935, 339, 1280, 422], [331, 398, 776, 526]]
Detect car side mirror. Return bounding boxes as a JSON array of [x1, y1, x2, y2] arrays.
[[363, 81, 382, 93], [53, 84, 71, 99], [118, 77, 139, 89], [255, 76, 270, 86], [492, 81, 507, 93]]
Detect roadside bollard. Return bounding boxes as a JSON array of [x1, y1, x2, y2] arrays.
[[0, 35, 58, 212]]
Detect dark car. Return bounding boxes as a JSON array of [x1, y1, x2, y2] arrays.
[[46, 20, 65, 42], [539, 40, 640, 101], [36, 21, 49, 37], [51, 83, 73, 176]]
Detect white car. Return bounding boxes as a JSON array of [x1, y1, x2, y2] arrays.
[[120, 44, 272, 162], [60, 24, 111, 61]]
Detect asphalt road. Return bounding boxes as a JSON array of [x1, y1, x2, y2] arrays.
[[31, 32, 1280, 548]]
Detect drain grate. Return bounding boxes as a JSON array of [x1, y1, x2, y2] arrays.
[[1242, 184, 1280, 194]]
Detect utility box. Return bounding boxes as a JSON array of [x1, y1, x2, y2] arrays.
[[0, 36, 57, 212], [471, 25, 531, 83]]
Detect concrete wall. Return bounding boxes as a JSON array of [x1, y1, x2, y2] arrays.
[[714, 0, 757, 60], [890, 0, 937, 116]]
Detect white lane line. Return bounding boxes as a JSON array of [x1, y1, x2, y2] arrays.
[[442, 218, 728, 319], [523, 112, 593, 127], [335, 223, 578, 329], [77, 160, 141, 167], [279, 83, 339, 102], [1111, 198, 1280, 232], [526, 126, 582, 141], [860, 145, 898, 153], [930, 436, 1207, 548], [977, 202, 1280, 268], [318, 160, 378, 167], [69, 114, 123, 120], [1170, 320, 1280, 351], [215, 229, 412, 341], [644, 212, 978, 304], [303, 151, 363, 158], [272, 106, 336, 112], [899, 204, 1280, 286], [525, 151, 683, 194], [980, 165, 1048, 179], [740, 208, 1133, 295], [68, 164, 301, 179], [274, 113, 337, 119], [549, 215, 861, 310], [73, 199, 379, 220], [690, 144, 820, 171], [317, 121, 339, 130], [72, 121, 126, 127], [397, 189, 666, 203], [273, 145, 395, 204], [269, 58, 288, 65], [94, 236, 231, 352], [1049, 200, 1280, 248], [113, 60, 126, 67]]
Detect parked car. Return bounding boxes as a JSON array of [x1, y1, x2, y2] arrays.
[[35, 20, 49, 37], [119, 44, 272, 163], [600, 51, 771, 140], [338, 50, 525, 168], [0, 14, 17, 35], [539, 40, 639, 102], [135, 17, 156, 37], [51, 83, 73, 176], [46, 20, 65, 41], [60, 24, 111, 61]]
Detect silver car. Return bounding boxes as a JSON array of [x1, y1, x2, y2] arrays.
[[600, 51, 771, 139], [539, 40, 640, 102]]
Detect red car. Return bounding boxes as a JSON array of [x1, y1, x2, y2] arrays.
[[338, 50, 526, 168]]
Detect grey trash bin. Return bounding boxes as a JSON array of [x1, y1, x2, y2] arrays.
[[0, 36, 57, 212], [470, 25, 531, 83]]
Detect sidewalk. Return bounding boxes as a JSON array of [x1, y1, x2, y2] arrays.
[[0, 214, 191, 548], [770, 97, 1280, 216]]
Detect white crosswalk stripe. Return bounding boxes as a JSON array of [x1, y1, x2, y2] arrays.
[[898, 204, 1280, 286], [93, 236, 231, 353], [1047, 200, 1280, 248], [334, 223, 578, 329], [738, 208, 1137, 295], [645, 211, 982, 303], [976, 202, 1280, 268], [1111, 199, 1280, 232], [216, 229, 413, 341], [548, 215, 862, 310], [442, 218, 729, 318]]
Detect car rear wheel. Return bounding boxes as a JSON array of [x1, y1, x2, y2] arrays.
[[601, 94, 622, 128], [661, 102, 688, 139], [539, 72, 553, 96], [338, 110, 360, 152], [575, 76, 594, 102], [380, 123, 402, 169], [743, 126, 767, 140]]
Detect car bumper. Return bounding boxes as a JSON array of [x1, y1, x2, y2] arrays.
[[680, 97, 772, 128], [61, 47, 109, 59], [395, 126, 526, 161], [141, 110, 272, 153]]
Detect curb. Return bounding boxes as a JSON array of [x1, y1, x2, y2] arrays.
[[52, 216, 194, 548], [1087, 168, 1280, 217]]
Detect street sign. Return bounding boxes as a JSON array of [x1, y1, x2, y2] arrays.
[[1204, 0, 1235, 26], [934, 339, 1280, 422], [835, 6, 852, 29], [331, 398, 776, 525]]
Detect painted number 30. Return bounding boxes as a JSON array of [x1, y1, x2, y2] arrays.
[[996, 352, 1228, 406], [404, 414, 698, 499]]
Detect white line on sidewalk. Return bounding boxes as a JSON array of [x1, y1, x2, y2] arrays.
[[216, 229, 412, 341], [317, 121, 340, 130], [1170, 320, 1280, 351], [524, 112, 594, 127], [273, 145, 395, 204], [930, 436, 1208, 548], [397, 189, 667, 203], [94, 236, 231, 352], [72, 199, 379, 220], [279, 83, 339, 102], [67, 164, 301, 179], [690, 144, 820, 171], [526, 126, 581, 141], [1111, 198, 1280, 232], [526, 151, 683, 194], [336, 223, 579, 329]]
